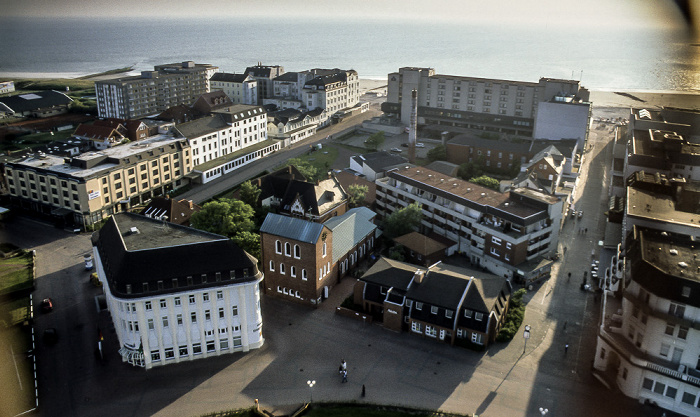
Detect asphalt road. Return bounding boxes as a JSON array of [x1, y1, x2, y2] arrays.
[[2, 105, 669, 417]]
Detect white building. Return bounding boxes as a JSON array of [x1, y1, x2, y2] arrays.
[[174, 104, 279, 184], [92, 212, 264, 369], [210, 73, 258, 105], [594, 226, 700, 416]]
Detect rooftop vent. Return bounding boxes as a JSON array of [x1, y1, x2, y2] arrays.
[[129, 227, 140, 235], [678, 262, 688, 268], [669, 249, 678, 256]]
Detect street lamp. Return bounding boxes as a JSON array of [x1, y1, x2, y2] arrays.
[[539, 407, 549, 415], [523, 324, 531, 353], [307, 380, 316, 402]]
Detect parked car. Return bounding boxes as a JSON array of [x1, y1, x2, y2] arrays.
[[390, 147, 402, 153], [401, 143, 409, 147], [40, 298, 53, 313], [415, 142, 425, 148]]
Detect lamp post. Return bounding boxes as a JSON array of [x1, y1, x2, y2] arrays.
[[307, 380, 316, 403], [523, 324, 531, 353]]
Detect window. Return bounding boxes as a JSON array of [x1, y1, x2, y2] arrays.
[[220, 338, 229, 350], [201, 274, 207, 283], [665, 322, 675, 335], [179, 346, 188, 357], [217, 290, 223, 300], [669, 303, 685, 318], [431, 306, 438, 315], [203, 293, 210, 302], [177, 314, 183, 325], [682, 286, 691, 298], [491, 236, 502, 245], [191, 312, 197, 323], [147, 318, 154, 330], [189, 295, 195, 304], [411, 322, 422, 333], [280, 263, 285, 275], [653, 381, 666, 395], [425, 325, 437, 337], [219, 307, 225, 319], [471, 332, 483, 344], [164, 348, 175, 360], [415, 302, 423, 311], [666, 386, 677, 399], [322, 242, 327, 257], [302, 269, 308, 281], [285, 242, 291, 256], [145, 301, 152, 311], [233, 336, 242, 348], [151, 352, 161, 362], [193, 343, 202, 355], [275, 240, 282, 254], [682, 392, 697, 405], [464, 309, 473, 318], [160, 299, 166, 308], [642, 378, 654, 390], [269, 260, 275, 271], [474, 312, 484, 321], [660, 343, 671, 357], [232, 306, 238, 316], [205, 310, 211, 321], [445, 310, 453, 319], [291, 266, 296, 277], [678, 325, 689, 340], [162, 316, 169, 327]]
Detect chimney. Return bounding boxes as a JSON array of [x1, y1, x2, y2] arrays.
[[188, 200, 193, 209], [413, 270, 425, 284]]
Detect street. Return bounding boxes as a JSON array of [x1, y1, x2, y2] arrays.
[[3, 105, 665, 417]]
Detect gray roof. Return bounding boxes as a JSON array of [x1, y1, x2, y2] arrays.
[[274, 72, 301, 82], [324, 207, 377, 263], [425, 160, 459, 177], [260, 213, 325, 244], [173, 114, 228, 138], [0, 90, 73, 113], [211, 73, 249, 83], [352, 151, 407, 173]]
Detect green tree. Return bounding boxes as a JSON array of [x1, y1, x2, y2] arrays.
[[457, 162, 483, 181], [285, 158, 319, 182], [190, 198, 255, 238], [469, 175, 501, 191], [427, 144, 447, 162], [387, 244, 405, 262], [232, 231, 261, 262], [239, 180, 262, 208], [364, 131, 386, 151], [384, 202, 422, 238], [347, 184, 369, 207]]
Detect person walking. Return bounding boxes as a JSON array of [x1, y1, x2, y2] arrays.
[[565, 343, 569, 354], [341, 359, 347, 372], [342, 369, 348, 383]]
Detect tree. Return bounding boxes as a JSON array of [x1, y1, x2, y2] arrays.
[[469, 175, 501, 191], [232, 231, 261, 262], [457, 162, 483, 181], [347, 184, 368, 207], [427, 144, 447, 162], [190, 198, 255, 238], [239, 180, 262, 208], [384, 202, 422, 238], [285, 158, 319, 182], [364, 131, 385, 151], [387, 244, 405, 262]]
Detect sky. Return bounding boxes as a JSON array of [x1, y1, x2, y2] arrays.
[[1, 0, 697, 32]]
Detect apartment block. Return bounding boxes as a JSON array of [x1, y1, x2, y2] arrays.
[[96, 61, 218, 119], [4, 134, 192, 229], [210, 73, 258, 105], [375, 166, 562, 283], [92, 213, 264, 369], [383, 67, 590, 145], [594, 226, 700, 416]]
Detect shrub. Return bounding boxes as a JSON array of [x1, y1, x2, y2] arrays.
[[496, 289, 526, 343]]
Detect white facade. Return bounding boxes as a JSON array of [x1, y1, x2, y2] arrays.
[[210, 74, 258, 105], [199, 140, 281, 184], [95, 248, 263, 369]]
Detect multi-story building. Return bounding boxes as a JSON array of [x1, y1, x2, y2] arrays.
[[266, 108, 323, 146], [92, 212, 264, 369], [375, 166, 563, 283], [4, 133, 192, 228], [260, 207, 377, 306], [594, 226, 700, 416], [244, 65, 285, 103], [354, 257, 511, 348], [173, 105, 278, 184], [301, 69, 361, 117], [624, 124, 700, 182], [383, 67, 591, 146], [210, 73, 258, 105], [96, 61, 218, 119]]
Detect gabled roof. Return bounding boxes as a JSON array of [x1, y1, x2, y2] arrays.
[[425, 161, 459, 177], [359, 257, 419, 292], [274, 72, 301, 82], [0, 90, 73, 113], [73, 124, 125, 141], [141, 197, 201, 226], [192, 91, 233, 114], [275, 176, 347, 218], [405, 263, 472, 309], [353, 151, 407, 173], [259, 212, 325, 244], [324, 207, 377, 263], [173, 114, 229, 139], [92, 213, 259, 299]]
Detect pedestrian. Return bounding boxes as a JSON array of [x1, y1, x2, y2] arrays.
[[585, 228, 588, 234], [362, 384, 366, 397], [565, 343, 569, 354], [341, 359, 347, 372], [342, 369, 348, 383]]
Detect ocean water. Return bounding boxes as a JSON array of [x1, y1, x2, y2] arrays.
[[0, 16, 697, 92]]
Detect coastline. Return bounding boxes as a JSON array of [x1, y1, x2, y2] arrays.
[[1, 71, 697, 110]]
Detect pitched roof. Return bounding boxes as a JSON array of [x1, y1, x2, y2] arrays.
[[352, 151, 407, 173], [425, 161, 459, 177], [259, 213, 325, 244], [173, 113, 229, 138], [141, 197, 201, 225], [211, 72, 250, 83], [276, 176, 347, 217], [359, 257, 420, 292], [334, 171, 376, 205], [405, 263, 472, 309], [394, 232, 449, 256], [0, 90, 73, 113], [274, 72, 301, 82], [324, 207, 377, 263], [73, 124, 125, 141], [92, 213, 259, 299], [192, 91, 233, 113]]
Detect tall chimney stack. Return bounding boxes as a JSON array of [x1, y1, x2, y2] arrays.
[[408, 89, 418, 163]]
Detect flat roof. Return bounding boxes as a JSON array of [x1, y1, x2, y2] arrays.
[[116, 212, 224, 251], [626, 186, 700, 231]]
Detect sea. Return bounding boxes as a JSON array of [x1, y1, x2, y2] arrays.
[[0, 16, 698, 92]]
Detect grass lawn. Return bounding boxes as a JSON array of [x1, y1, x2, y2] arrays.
[[0, 130, 74, 153], [13, 78, 95, 93], [0, 252, 34, 295], [285, 144, 340, 173]]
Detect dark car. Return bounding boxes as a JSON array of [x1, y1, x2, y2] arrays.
[[40, 298, 53, 313], [43, 328, 58, 345]]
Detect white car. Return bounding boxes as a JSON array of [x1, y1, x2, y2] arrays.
[[390, 147, 402, 153], [415, 143, 425, 148]]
